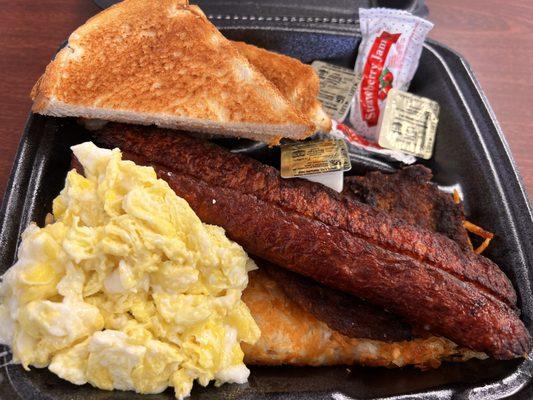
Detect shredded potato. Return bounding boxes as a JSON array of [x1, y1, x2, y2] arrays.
[[452, 190, 494, 254], [463, 221, 494, 254], [453, 189, 461, 205]]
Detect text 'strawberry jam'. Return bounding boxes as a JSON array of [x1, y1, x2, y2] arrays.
[[349, 8, 433, 141]]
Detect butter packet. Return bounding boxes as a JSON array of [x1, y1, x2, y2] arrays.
[[280, 139, 351, 178], [311, 61, 358, 121], [378, 89, 439, 159]]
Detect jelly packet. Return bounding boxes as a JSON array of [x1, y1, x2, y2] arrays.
[[329, 121, 416, 164], [349, 8, 433, 141]]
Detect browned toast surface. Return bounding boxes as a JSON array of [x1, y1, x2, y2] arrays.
[[233, 40, 332, 132], [31, 0, 313, 143]]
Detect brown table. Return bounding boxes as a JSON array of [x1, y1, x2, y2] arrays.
[[1, 0, 532, 200]]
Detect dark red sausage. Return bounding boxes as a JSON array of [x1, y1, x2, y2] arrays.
[[95, 124, 517, 307], [90, 124, 530, 358], [152, 168, 529, 359], [259, 260, 413, 342]]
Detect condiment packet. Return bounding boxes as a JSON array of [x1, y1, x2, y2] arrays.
[[349, 8, 433, 141], [280, 139, 351, 178], [310, 61, 416, 165], [311, 61, 359, 121], [378, 89, 439, 159], [330, 121, 416, 164]]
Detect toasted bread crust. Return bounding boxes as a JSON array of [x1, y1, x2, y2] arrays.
[[233, 41, 332, 132], [31, 0, 313, 142]]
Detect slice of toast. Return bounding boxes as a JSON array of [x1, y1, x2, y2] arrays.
[[232, 41, 332, 133], [31, 0, 313, 144]]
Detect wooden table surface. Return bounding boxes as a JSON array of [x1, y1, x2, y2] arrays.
[[0, 0, 532, 200]]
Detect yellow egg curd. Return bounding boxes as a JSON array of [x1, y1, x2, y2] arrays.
[[0, 142, 260, 399]]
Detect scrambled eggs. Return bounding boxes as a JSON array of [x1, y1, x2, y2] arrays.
[[0, 142, 260, 399]]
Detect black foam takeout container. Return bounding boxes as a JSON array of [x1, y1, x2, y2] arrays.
[[1, 9, 533, 400]]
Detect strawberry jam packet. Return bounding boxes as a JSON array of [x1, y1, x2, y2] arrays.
[[329, 121, 416, 164], [349, 8, 433, 141]]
